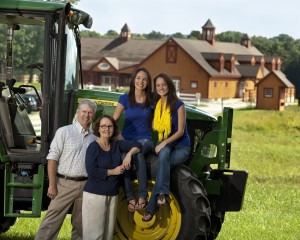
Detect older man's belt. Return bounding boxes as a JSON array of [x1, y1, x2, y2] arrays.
[[57, 173, 87, 181]]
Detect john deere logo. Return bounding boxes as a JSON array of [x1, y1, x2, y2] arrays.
[[98, 63, 110, 70]]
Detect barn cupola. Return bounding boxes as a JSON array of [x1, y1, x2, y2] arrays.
[[240, 33, 251, 48], [120, 23, 131, 42], [201, 19, 215, 45]]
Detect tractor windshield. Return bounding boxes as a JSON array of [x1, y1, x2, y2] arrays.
[[0, 21, 45, 153], [0, 7, 82, 157], [65, 22, 80, 90]]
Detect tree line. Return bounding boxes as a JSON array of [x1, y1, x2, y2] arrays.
[[81, 30, 300, 98], [0, 22, 299, 98]]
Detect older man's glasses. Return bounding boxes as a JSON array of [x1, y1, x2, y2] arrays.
[[100, 125, 113, 129]]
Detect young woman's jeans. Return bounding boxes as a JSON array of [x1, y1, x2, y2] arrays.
[[124, 139, 153, 200], [146, 143, 190, 214]]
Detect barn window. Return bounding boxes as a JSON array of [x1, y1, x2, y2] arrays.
[[166, 45, 177, 63], [191, 81, 198, 89], [264, 88, 273, 98]]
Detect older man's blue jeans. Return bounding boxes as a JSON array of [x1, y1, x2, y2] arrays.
[[124, 139, 153, 200], [146, 144, 190, 214]]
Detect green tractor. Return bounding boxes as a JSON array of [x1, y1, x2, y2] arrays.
[[0, 1, 248, 239]]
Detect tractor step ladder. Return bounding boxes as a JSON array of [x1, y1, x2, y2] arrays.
[[4, 163, 44, 217]]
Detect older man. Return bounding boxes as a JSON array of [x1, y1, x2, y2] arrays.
[[35, 99, 98, 240]]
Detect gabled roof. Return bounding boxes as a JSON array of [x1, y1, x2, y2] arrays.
[[236, 65, 269, 78], [81, 37, 164, 70], [263, 56, 281, 64], [273, 70, 295, 87], [81, 38, 112, 59], [104, 57, 119, 70], [202, 52, 234, 61], [235, 55, 258, 62], [213, 41, 262, 55], [257, 70, 295, 87], [172, 38, 263, 77], [81, 35, 263, 78]]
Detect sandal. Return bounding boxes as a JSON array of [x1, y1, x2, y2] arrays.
[[128, 199, 136, 212], [142, 211, 154, 222], [157, 193, 166, 207], [137, 199, 148, 210]]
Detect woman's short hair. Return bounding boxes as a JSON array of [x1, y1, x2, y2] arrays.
[[92, 115, 119, 138]]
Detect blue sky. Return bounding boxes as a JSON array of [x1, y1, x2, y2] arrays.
[[76, 0, 300, 39]]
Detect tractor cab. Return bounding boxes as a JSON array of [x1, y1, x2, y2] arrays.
[[0, 1, 93, 232]]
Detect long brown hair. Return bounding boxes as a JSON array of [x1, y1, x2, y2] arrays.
[[153, 73, 179, 115], [128, 67, 153, 108]]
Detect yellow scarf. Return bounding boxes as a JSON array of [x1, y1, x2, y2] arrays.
[[153, 99, 171, 141]]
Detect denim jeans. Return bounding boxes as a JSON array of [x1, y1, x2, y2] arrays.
[[146, 143, 190, 214], [124, 139, 153, 200]]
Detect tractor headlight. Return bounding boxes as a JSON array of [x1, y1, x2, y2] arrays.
[[65, 3, 93, 29], [201, 144, 217, 158]]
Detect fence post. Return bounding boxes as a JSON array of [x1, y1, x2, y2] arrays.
[[196, 92, 201, 106]]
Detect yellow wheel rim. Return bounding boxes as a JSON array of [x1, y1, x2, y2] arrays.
[[114, 180, 181, 240]]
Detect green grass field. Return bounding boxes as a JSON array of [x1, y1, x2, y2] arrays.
[[1, 105, 299, 239], [217, 106, 300, 240]]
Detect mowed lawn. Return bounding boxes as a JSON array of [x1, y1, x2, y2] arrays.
[[1, 105, 299, 239], [217, 105, 300, 240]]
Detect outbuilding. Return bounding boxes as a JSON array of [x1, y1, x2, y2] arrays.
[[256, 70, 295, 111]]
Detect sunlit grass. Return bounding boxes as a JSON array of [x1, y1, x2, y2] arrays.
[[0, 212, 72, 240], [218, 105, 300, 240]]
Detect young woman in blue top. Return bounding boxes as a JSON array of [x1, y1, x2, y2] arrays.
[[113, 67, 154, 212], [142, 73, 190, 222], [82, 115, 142, 240]]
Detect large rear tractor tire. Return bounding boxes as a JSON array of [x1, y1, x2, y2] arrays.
[[114, 164, 211, 240], [171, 165, 211, 239], [208, 211, 225, 240]]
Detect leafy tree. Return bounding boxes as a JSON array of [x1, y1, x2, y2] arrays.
[[105, 30, 118, 38], [172, 32, 184, 38], [188, 30, 201, 39], [0, 24, 43, 82], [251, 36, 273, 56], [285, 54, 300, 98], [80, 30, 101, 37], [0, 25, 7, 79], [146, 31, 165, 40], [215, 31, 244, 43], [131, 33, 147, 40], [13, 25, 44, 81]]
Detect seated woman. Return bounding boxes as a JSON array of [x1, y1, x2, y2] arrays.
[[113, 67, 154, 212], [142, 73, 190, 222]]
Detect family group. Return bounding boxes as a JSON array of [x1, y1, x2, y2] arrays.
[[34, 68, 190, 240]]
